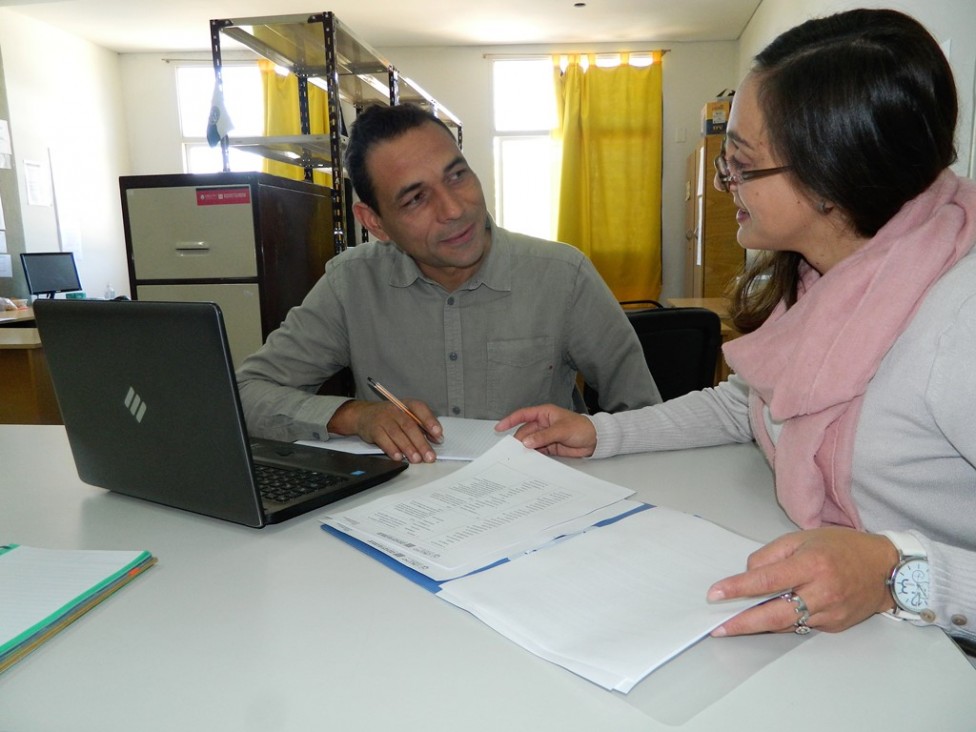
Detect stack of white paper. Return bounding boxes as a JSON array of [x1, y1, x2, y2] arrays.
[[322, 437, 773, 692], [437, 507, 767, 692]]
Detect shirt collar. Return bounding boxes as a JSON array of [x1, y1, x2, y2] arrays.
[[388, 217, 513, 293]]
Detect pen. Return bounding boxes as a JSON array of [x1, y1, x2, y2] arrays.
[[367, 377, 441, 442]]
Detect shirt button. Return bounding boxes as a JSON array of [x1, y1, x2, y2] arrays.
[[452, 406, 460, 415], [952, 614, 969, 627], [449, 352, 458, 361], [447, 297, 455, 306], [920, 609, 937, 623]]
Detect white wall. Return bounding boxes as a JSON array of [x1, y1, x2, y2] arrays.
[[738, 0, 976, 177], [0, 8, 131, 299], [119, 53, 189, 175]]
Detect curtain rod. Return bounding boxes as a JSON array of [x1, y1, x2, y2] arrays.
[[163, 50, 258, 63], [484, 49, 669, 59]]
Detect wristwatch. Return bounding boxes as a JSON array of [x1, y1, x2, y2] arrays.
[[881, 530, 932, 622]]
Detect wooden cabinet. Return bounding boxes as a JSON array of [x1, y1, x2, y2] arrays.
[[683, 135, 743, 297], [0, 328, 60, 424]]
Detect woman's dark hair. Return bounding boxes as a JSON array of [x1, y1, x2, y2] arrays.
[[730, 8, 958, 332], [344, 102, 455, 213]]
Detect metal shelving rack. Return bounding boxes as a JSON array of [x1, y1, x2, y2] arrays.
[[209, 12, 463, 251]]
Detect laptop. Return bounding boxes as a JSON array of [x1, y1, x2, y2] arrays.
[[32, 299, 407, 527]]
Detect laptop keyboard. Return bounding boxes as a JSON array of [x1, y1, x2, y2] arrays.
[[254, 463, 349, 504]]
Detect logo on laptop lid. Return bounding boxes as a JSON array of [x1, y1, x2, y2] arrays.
[[124, 387, 148, 423]]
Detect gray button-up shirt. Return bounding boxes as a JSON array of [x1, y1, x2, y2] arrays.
[[237, 223, 659, 442]]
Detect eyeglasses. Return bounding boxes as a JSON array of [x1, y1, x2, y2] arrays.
[[713, 140, 791, 193]]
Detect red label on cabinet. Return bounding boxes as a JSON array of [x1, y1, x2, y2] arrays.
[[196, 187, 251, 206]]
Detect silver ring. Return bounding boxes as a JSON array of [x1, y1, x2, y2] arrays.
[[782, 592, 812, 635]]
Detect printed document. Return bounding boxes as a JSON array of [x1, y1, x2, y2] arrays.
[[321, 436, 635, 580]]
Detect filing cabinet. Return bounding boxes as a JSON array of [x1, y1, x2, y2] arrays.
[[120, 172, 336, 366]]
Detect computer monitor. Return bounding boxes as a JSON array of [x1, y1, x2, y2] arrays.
[[20, 252, 83, 299]]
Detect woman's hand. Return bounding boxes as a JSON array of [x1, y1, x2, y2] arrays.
[[495, 404, 597, 458], [707, 527, 899, 636]]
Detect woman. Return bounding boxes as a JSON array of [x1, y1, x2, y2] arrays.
[[497, 8, 976, 650]]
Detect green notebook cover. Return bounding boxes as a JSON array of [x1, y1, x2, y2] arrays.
[[0, 544, 156, 672]]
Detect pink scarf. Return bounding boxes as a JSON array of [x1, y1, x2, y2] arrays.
[[723, 170, 976, 529]]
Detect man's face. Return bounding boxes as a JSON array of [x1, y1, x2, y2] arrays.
[[353, 122, 491, 291]]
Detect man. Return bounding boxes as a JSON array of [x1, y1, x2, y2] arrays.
[[237, 103, 659, 463]]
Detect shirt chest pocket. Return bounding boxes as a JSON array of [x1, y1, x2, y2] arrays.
[[486, 336, 554, 414]]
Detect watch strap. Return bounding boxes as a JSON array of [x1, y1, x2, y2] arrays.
[[881, 530, 926, 561], [881, 530, 928, 621]]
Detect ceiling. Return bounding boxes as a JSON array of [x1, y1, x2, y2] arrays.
[[0, 0, 761, 53]]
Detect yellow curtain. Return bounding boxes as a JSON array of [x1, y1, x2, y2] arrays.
[[554, 52, 663, 301], [259, 59, 333, 187]]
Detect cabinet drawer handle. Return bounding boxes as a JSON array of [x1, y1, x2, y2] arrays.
[[175, 241, 210, 253]]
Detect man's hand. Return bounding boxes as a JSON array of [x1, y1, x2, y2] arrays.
[[495, 404, 597, 458], [328, 399, 443, 463]]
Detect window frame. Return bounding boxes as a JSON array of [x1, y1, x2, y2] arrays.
[[173, 60, 264, 175]]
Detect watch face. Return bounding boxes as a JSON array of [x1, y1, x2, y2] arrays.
[[893, 558, 930, 612]]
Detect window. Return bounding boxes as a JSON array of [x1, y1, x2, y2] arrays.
[[175, 64, 264, 174], [491, 54, 659, 241], [492, 58, 559, 240]]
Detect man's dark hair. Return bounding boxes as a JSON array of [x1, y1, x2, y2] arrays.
[[344, 103, 455, 212]]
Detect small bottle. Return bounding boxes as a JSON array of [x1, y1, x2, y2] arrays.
[[104, 283, 116, 300]]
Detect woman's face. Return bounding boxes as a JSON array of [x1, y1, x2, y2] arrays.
[[718, 73, 841, 270]]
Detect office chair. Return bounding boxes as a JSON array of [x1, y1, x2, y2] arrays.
[[585, 302, 723, 410]]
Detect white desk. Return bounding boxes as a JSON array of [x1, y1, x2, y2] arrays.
[[1, 425, 973, 730]]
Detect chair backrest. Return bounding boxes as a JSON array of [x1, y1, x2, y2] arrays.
[[585, 305, 722, 410]]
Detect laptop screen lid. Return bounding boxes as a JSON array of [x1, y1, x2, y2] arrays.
[[33, 299, 405, 527]]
